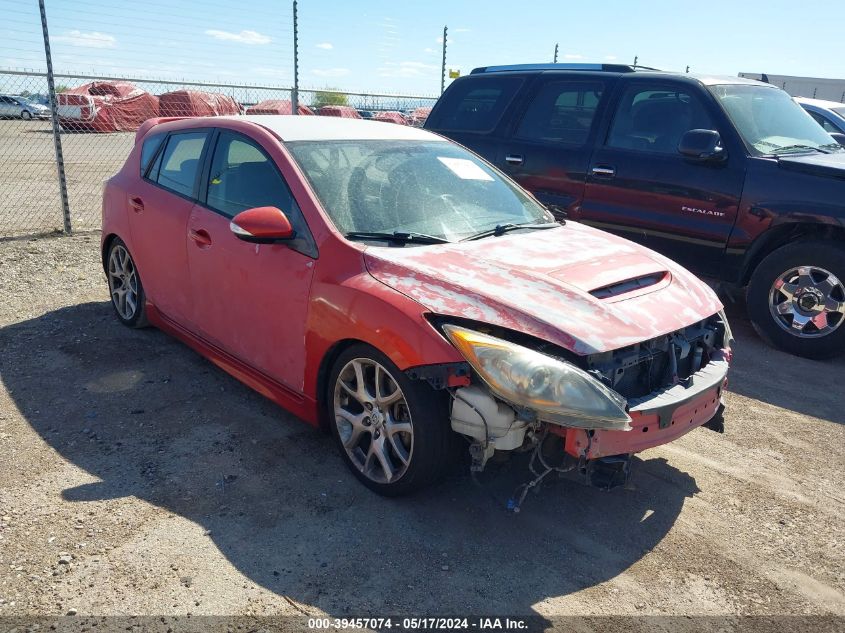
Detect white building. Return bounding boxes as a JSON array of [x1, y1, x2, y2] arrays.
[[739, 73, 845, 102]]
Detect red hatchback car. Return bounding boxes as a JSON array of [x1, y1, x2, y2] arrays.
[[102, 115, 732, 497]]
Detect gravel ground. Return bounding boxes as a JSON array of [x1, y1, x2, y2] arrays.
[[0, 233, 843, 629], [0, 120, 132, 236]]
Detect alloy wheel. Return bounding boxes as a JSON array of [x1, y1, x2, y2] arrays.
[[21, 110, 32, 120], [333, 358, 414, 484], [108, 244, 140, 320], [769, 265, 845, 338]]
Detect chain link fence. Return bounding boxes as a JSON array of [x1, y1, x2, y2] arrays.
[[0, 69, 437, 238]]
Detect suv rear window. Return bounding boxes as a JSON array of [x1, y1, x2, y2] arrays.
[[431, 77, 522, 132]]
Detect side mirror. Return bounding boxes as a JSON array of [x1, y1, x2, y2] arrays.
[[230, 206, 295, 243], [678, 129, 726, 162], [830, 132, 845, 147]]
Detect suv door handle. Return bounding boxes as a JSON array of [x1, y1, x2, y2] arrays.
[[505, 154, 524, 165], [591, 165, 615, 178], [189, 228, 212, 248], [129, 196, 144, 213]]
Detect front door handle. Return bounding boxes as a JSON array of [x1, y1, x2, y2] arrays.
[[505, 154, 524, 165], [129, 196, 144, 213], [189, 228, 212, 248], [591, 165, 616, 178]]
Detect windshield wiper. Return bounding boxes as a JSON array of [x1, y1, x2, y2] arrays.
[[772, 144, 831, 155], [461, 221, 559, 242], [344, 231, 451, 245]]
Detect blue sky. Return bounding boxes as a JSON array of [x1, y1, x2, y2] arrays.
[[2, 0, 844, 95]]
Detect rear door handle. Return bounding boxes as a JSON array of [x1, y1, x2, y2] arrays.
[[505, 154, 524, 165], [189, 228, 212, 247], [129, 196, 144, 213], [591, 165, 616, 178]]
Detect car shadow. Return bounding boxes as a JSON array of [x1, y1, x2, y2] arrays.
[[0, 302, 699, 618], [722, 295, 845, 426]]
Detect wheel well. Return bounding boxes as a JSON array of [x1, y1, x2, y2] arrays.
[[741, 223, 845, 285], [315, 338, 368, 432], [101, 233, 118, 271]]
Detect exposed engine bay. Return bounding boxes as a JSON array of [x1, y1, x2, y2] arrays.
[[411, 312, 732, 510]]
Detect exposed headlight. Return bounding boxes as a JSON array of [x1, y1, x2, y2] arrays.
[[443, 325, 631, 431]]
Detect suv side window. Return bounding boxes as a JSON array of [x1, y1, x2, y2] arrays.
[[154, 131, 208, 197], [205, 131, 317, 257], [607, 85, 715, 154], [432, 77, 523, 132], [515, 81, 604, 145]]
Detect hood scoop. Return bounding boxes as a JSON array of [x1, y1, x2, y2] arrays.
[[590, 272, 669, 300]]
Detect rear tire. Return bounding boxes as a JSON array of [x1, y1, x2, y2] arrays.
[[106, 238, 149, 328], [747, 240, 845, 359], [327, 344, 459, 496]]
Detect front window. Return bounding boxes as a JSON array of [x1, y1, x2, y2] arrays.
[[709, 84, 840, 154], [287, 140, 552, 243]]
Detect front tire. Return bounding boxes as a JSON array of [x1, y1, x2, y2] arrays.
[[20, 110, 32, 121], [747, 240, 845, 359], [327, 344, 457, 496], [106, 238, 149, 328]]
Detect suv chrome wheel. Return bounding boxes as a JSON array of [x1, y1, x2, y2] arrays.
[[333, 358, 414, 484], [108, 244, 140, 321], [769, 265, 845, 338]]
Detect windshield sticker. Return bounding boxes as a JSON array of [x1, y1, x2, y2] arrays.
[[437, 157, 494, 181]]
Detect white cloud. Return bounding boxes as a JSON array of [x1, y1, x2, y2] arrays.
[[423, 47, 436, 53], [605, 55, 618, 61], [564, 54, 583, 60], [316, 42, 333, 50], [378, 60, 438, 78], [205, 29, 271, 45], [53, 30, 116, 49], [312, 67, 350, 78]]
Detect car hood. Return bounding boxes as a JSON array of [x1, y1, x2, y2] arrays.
[[363, 222, 723, 355], [777, 151, 845, 180]]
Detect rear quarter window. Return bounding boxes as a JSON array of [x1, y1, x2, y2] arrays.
[[140, 132, 165, 177], [429, 76, 523, 133]]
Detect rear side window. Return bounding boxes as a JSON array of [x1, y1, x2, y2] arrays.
[[432, 77, 522, 132], [515, 81, 604, 145], [155, 132, 208, 197], [140, 133, 165, 177]]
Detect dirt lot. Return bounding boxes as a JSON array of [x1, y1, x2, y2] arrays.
[[0, 120, 132, 236], [0, 233, 844, 629]]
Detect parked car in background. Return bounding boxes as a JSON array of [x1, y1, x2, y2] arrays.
[[0, 94, 50, 120], [426, 63, 845, 359], [795, 96, 845, 144], [318, 105, 361, 118], [409, 106, 433, 127], [372, 110, 408, 125], [357, 109, 374, 119], [101, 115, 731, 497]]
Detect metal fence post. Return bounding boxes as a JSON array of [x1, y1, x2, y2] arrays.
[[292, 0, 299, 115], [38, 0, 72, 234], [440, 26, 447, 94]]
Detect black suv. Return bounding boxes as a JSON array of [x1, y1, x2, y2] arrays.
[[425, 63, 845, 359]]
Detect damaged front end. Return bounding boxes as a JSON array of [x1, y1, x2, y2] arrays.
[[413, 311, 732, 506]]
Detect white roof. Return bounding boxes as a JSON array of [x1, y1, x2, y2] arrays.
[[794, 96, 845, 110], [231, 115, 447, 142]]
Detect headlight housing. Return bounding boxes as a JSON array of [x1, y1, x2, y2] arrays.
[[443, 325, 631, 431]]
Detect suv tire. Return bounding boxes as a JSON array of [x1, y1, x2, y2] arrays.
[[747, 240, 845, 359]]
